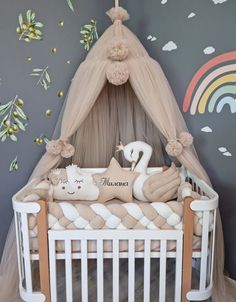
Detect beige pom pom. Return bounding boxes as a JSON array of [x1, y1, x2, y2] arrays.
[[165, 140, 183, 157], [61, 143, 75, 158], [106, 61, 129, 86], [46, 139, 75, 158], [107, 39, 129, 61], [46, 140, 63, 156], [179, 132, 193, 147], [106, 7, 130, 22]]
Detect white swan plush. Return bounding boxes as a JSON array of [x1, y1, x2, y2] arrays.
[[49, 165, 99, 201], [117, 141, 181, 202]]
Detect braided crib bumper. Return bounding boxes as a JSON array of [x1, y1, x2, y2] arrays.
[[28, 199, 214, 238]]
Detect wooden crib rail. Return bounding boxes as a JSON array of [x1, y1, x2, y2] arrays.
[[37, 199, 51, 302]]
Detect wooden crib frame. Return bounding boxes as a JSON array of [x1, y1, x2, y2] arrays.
[[13, 169, 218, 302]]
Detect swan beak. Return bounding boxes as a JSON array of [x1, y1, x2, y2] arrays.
[[131, 161, 136, 171]]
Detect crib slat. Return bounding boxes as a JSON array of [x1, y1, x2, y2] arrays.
[[143, 240, 151, 302], [97, 240, 104, 302], [175, 237, 183, 302], [49, 239, 57, 302], [14, 212, 23, 286], [65, 240, 73, 302], [200, 211, 210, 290], [159, 240, 167, 302], [21, 213, 32, 293], [113, 239, 119, 302], [81, 240, 88, 302], [128, 239, 135, 302]]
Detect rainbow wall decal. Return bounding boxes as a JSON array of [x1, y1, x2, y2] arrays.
[[183, 51, 236, 115]]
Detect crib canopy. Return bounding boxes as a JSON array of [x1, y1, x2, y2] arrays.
[[31, 5, 209, 184]]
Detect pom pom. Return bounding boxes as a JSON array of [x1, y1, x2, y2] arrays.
[[178, 132, 193, 147], [107, 39, 129, 61], [106, 7, 130, 22], [165, 140, 183, 157], [61, 143, 75, 158], [46, 140, 63, 156], [46, 140, 75, 158], [106, 61, 129, 86]]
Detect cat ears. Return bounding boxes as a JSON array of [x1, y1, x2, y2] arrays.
[[48, 164, 82, 185], [48, 169, 68, 185]]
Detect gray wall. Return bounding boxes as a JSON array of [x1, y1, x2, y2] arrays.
[[0, 0, 236, 279]]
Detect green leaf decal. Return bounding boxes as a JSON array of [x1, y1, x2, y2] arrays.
[[0, 95, 28, 143], [66, 0, 75, 13], [17, 10, 44, 42], [31, 66, 51, 90], [9, 156, 18, 172], [80, 20, 98, 51]]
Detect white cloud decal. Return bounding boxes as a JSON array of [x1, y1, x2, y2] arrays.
[[218, 147, 227, 152], [203, 46, 216, 54], [162, 41, 177, 52], [147, 35, 157, 42], [218, 147, 232, 157], [212, 0, 227, 4], [201, 126, 212, 133], [188, 12, 196, 18], [223, 151, 232, 157]]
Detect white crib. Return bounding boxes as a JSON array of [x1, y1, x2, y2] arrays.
[[12, 169, 218, 302]]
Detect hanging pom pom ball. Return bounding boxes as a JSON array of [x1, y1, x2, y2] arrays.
[[165, 140, 183, 157], [61, 143, 75, 158], [46, 140, 63, 156], [178, 132, 193, 147], [106, 7, 130, 22], [107, 39, 129, 61], [46, 139, 75, 158], [106, 61, 129, 86]]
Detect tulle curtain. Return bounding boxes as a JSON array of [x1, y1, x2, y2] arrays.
[[69, 81, 165, 168], [31, 60, 107, 179]]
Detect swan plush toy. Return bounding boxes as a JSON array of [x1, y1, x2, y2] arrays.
[[117, 141, 181, 202]]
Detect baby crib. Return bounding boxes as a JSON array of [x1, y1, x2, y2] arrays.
[[13, 168, 218, 302]]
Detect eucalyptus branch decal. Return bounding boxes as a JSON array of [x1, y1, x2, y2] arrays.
[[80, 20, 98, 51], [31, 66, 51, 90], [66, 0, 75, 13], [17, 10, 44, 42], [0, 96, 28, 142], [9, 156, 19, 172]]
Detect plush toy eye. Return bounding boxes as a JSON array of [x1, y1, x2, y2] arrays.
[[78, 186, 81, 189], [62, 186, 65, 190], [75, 179, 84, 184], [130, 149, 134, 157], [60, 180, 69, 185]]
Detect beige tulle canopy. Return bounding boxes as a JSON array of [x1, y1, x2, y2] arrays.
[[31, 6, 209, 183], [0, 4, 235, 302]]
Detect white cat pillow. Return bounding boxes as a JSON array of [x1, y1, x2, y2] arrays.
[[49, 165, 99, 201]]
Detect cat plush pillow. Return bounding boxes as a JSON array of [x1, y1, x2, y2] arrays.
[[48, 165, 99, 201]]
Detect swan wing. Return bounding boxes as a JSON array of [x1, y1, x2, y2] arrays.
[[143, 163, 181, 202]]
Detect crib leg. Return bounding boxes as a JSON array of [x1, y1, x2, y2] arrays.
[[37, 200, 51, 302], [181, 196, 194, 302]]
